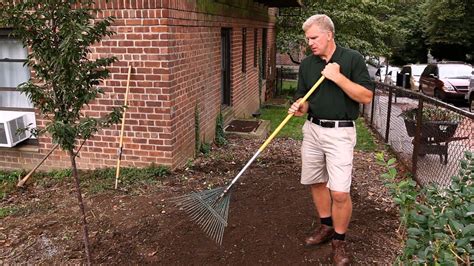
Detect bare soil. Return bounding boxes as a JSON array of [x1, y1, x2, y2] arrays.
[[1, 136, 401, 264]]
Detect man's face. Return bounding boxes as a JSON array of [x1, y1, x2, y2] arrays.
[[305, 24, 332, 56]]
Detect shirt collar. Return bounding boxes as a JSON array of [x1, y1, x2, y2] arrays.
[[312, 45, 342, 64]]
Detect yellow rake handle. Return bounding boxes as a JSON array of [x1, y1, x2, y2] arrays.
[[258, 76, 325, 152]]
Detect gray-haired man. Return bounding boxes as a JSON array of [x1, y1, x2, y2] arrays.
[[288, 14, 373, 265]]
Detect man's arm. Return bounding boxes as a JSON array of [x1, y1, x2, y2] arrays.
[[322, 62, 373, 104]]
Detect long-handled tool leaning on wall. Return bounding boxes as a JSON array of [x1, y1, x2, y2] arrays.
[[16, 143, 59, 187], [114, 65, 132, 189], [172, 76, 326, 245]]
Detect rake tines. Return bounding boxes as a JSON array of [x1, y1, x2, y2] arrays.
[[172, 187, 231, 245]]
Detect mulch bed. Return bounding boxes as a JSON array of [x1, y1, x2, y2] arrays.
[[1, 136, 401, 264]]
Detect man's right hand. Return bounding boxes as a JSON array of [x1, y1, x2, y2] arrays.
[[288, 98, 309, 117]]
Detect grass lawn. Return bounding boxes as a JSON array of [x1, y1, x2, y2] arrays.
[[0, 165, 170, 202], [278, 80, 298, 97], [259, 105, 377, 152]]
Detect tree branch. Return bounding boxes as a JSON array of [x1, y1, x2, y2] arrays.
[[287, 52, 301, 65]]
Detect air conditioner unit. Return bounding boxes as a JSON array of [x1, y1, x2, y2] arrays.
[[0, 111, 33, 147]]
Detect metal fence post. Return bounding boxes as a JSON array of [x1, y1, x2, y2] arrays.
[[412, 97, 423, 184], [385, 86, 393, 143], [279, 66, 283, 95], [370, 86, 375, 127]]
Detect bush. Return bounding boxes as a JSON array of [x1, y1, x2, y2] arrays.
[[377, 151, 473, 264]]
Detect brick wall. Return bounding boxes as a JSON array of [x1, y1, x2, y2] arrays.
[[0, 0, 277, 171]]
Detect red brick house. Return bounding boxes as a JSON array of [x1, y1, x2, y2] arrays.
[[0, 0, 301, 170]]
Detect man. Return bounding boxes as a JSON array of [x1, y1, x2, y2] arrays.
[[288, 14, 373, 265]]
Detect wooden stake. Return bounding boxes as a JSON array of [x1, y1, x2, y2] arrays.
[[17, 143, 59, 187], [115, 65, 132, 189]]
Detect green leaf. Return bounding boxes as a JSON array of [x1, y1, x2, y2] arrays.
[[407, 227, 422, 236], [434, 232, 447, 239], [387, 158, 397, 166], [406, 238, 418, 248], [449, 220, 463, 233], [394, 198, 403, 205], [388, 167, 397, 177], [462, 224, 474, 236], [456, 237, 469, 248], [418, 205, 432, 215]]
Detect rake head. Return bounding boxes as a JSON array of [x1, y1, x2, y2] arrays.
[[171, 187, 231, 245]]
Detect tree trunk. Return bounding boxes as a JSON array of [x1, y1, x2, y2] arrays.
[[68, 150, 91, 265]]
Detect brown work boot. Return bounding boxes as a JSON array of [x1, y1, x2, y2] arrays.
[[332, 239, 351, 266], [304, 224, 335, 246]]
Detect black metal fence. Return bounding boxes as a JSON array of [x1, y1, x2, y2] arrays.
[[362, 82, 473, 186], [275, 65, 298, 96]]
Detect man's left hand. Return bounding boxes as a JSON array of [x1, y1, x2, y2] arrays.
[[321, 62, 343, 83]]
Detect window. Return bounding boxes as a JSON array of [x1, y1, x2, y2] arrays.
[[253, 29, 257, 67], [242, 28, 246, 73], [0, 29, 33, 112], [421, 64, 437, 77], [261, 28, 267, 79]]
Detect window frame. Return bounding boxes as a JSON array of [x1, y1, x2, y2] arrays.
[[0, 28, 34, 112]]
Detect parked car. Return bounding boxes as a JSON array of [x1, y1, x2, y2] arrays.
[[397, 64, 427, 91], [419, 63, 472, 102], [375, 65, 400, 85], [465, 69, 474, 112]]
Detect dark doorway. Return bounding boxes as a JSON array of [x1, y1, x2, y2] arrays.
[[221, 28, 231, 106], [262, 28, 267, 79]]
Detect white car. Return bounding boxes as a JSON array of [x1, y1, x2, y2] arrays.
[[398, 64, 427, 91], [375, 66, 401, 85]]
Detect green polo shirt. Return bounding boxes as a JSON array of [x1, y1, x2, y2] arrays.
[[295, 45, 373, 120]]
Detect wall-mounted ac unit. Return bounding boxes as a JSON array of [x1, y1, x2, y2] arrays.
[[0, 111, 34, 147]]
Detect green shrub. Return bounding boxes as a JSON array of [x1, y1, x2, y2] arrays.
[[195, 105, 201, 153], [377, 151, 473, 264], [200, 142, 211, 155], [215, 111, 227, 147]]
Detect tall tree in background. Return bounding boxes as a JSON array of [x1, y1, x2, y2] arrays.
[[0, 0, 122, 264], [388, 1, 428, 65], [421, 0, 473, 62], [278, 0, 473, 65], [277, 0, 397, 63]]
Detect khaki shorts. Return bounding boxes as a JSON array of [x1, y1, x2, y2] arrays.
[[300, 120, 356, 192]]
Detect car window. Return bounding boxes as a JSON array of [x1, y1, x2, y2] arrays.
[[411, 65, 426, 76], [401, 66, 411, 75], [421, 64, 437, 77], [438, 64, 472, 79]]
